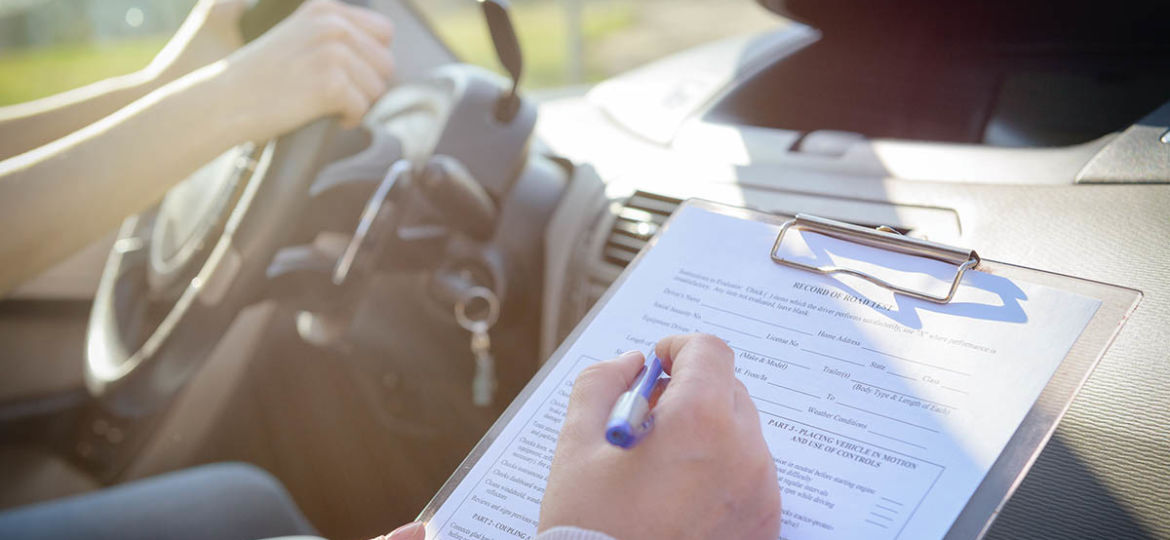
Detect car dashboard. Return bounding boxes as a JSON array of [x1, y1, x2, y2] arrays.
[[534, 24, 1170, 539]]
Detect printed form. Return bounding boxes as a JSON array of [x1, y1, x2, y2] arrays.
[[425, 205, 1100, 540]]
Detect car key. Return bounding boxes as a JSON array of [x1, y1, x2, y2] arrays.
[[468, 321, 495, 407], [455, 286, 500, 407]]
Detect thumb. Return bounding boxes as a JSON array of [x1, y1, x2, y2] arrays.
[[373, 521, 425, 540], [563, 351, 645, 434]]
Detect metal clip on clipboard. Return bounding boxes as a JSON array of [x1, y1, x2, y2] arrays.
[[770, 214, 982, 304]]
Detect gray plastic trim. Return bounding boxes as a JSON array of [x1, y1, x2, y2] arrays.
[[1076, 100, 1170, 184]]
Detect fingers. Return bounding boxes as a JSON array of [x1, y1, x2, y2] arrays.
[[654, 334, 736, 405], [337, 42, 388, 104], [653, 335, 766, 448], [323, 14, 395, 80], [302, 0, 394, 45], [563, 351, 646, 435], [337, 84, 372, 128], [303, 3, 396, 126], [335, 1, 395, 45]]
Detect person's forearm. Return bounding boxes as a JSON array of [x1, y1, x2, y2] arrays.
[[0, 0, 254, 161], [0, 67, 174, 161], [0, 61, 247, 295]]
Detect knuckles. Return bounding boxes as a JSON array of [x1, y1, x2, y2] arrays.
[[689, 333, 732, 355], [313, 14, 351, 42], [380, 54, 396, 80], [303, 0, 339, 16], [318, 65, 350, 102], [674, 333, 735, 373], [324, 41, 350, 64], [312, 42, 350, 72], [370, 78, 388, 98]]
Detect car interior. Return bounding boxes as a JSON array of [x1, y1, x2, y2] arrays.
[[1, 0, 1167, 539]]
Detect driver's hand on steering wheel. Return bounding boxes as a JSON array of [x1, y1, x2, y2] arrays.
[[205, 0, 395, 139], [0, 0, 393, 296]]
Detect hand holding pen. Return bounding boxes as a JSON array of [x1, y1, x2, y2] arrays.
[[539, 334, 781, 540]]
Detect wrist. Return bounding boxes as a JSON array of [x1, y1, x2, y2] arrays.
[[199, 58, 271, 144], [197, 60, 260, 146], [150, 60, 255, 150], [137, 45, 197, 93]]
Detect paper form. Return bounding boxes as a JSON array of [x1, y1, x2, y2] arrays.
[[424, 205, 1101, 540]]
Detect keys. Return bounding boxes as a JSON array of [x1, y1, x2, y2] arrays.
[[455, 286, 500, 407], [468, 323, 495, 407]]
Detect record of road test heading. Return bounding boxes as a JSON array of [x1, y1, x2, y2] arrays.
[[417, 199, 1140, 540]]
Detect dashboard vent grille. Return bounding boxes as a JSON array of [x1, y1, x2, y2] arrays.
[[602, 191, 683, 269], [557, 190, 683, 345]]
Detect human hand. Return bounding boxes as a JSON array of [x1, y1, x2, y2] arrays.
[[370, 521, 425, 540], [147, 0, 248, 83], [539, 334, 781, 540], [210, 0, 395, 139]]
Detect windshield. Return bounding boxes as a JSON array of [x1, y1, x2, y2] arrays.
[[410, 0, 783, 91], [0, 1, 192, 106], [0, 0, 784, 104]]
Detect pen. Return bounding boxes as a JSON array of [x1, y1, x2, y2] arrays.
[[605, 352, 664, 449]]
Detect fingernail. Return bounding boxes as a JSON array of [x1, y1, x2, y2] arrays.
[[614, 350, 642, 361], [385, 521, 424, 540]]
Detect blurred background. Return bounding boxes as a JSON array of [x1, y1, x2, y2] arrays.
[[0, 0, 782, 107]]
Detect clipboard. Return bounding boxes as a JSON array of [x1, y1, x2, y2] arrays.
[[418, 199, 1141, 540]]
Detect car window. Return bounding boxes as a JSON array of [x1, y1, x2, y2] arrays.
[[409, 0, 784, 90], [0, 0, 194, 106]]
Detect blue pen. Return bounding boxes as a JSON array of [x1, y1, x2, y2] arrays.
[[605, 352, 665, 449]]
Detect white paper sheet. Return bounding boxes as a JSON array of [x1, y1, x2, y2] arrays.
[[424, 205, 1101, 540]]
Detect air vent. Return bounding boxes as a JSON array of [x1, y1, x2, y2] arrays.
[[601, 191, 683, 269], [557, 190, 683, 342]]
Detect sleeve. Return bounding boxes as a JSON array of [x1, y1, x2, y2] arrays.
[[534, 526, 618, 540]]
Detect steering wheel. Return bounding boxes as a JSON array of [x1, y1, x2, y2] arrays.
[[85, 118, 346, 416], [85, 58, 535, 417]]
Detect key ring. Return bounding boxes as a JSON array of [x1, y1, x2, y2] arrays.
[[455, 286, 500, 331]]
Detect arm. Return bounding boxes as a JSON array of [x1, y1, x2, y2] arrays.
[[0, 0, 394, 295], [0, 63, 243, 295], [0, 70, 165, 161], [0, 0, 247, 161], [539, 334, 782, 539], [373, 334, 781, 540]]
